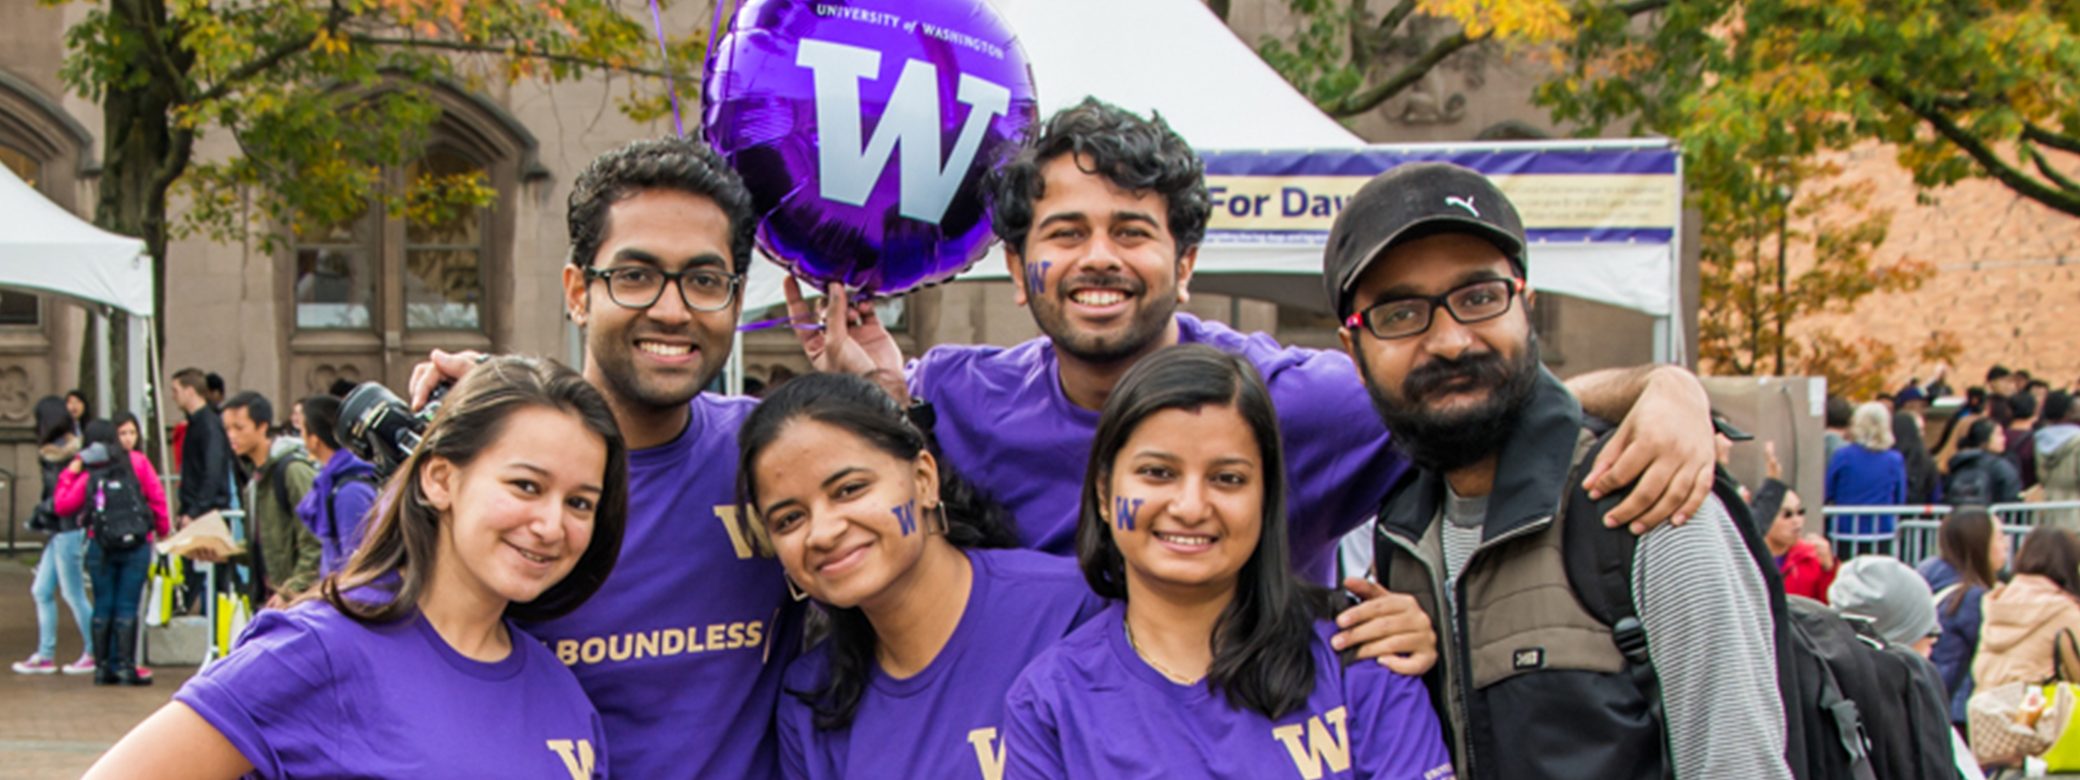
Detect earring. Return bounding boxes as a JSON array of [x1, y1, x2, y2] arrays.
[[784, 574, 809, 602], [926, 502, 948, 536]]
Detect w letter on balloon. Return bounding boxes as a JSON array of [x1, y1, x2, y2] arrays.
[[794, 38, 1012, 224], [546, 739, 596, 780]]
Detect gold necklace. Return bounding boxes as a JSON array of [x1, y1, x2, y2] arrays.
[[1124, 616, 1204, 685]]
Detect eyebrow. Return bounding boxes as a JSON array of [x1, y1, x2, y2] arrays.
[[757, 466, 869, 517], [1129, 449, 1257, 469], [1364, 269, 1511, 308], [511, 462, 603, 495], [607, 248, 730, 271], [1034, 210, 1162, 234]]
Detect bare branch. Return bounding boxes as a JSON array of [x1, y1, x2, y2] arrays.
[[347, 35, 678, 80], [1323, 30, 1480, 117], [1875, 77, 2080, 218], [2022, 143, 2080, 197], [1376, 0, 1420, 34]]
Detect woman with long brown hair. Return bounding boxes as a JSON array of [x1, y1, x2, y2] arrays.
[[83, 356, 628, 779], [1973, 526, 2080, 697], [1927, 509, 2006, 727]]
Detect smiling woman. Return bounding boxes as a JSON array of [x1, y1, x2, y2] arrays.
[[1002, 344, 1453, 780], [80, 356, 629, 780]]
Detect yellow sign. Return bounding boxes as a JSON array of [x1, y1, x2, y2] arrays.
[[1205, 174, 1678, 233]]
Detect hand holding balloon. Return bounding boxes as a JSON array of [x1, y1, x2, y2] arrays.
[[784, 278, 909, 402]]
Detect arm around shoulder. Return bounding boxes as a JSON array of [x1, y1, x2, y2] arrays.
[[52, 464, 89, 517]]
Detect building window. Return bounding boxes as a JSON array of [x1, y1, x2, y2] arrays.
[[293, 209, 376, 329], [0, 145, 44, 326], [403, 149, 485, 331]]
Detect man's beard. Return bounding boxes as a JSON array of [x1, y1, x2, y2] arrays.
[[1030, 270, 1179, 365], [1358, 334, 1541, 473]]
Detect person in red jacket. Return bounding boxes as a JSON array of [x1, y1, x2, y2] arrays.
[[1755, 442, 1837, 601]]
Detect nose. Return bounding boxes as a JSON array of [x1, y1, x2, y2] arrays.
[[645, 277, 694, 324], [1077, 233, 1125, 276], [803, 507, 846, 552], [1164, 476, 1212, 525], [530, 500, 569, 546], [1419, 307, 1478, 361]]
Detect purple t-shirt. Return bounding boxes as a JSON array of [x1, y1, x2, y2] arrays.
[[518, 395, 798, 780], [176, 600, 607, 779], [911, 314, 1404, 584], [1002, 603, 1453, 780], [778, 549, 1107, 780]]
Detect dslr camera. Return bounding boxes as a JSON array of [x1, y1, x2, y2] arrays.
[[338, 382, 447, 481]]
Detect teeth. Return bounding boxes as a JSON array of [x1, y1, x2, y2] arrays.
[[638, 342, 691, 356], [1071, 290, 1126, 306], [518, 549, 549, 563], [1155, 533, 1212, 546]]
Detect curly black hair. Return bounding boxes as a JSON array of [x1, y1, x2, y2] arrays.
[[567, 136, 758, 274], [986, 97, 1210, 259]]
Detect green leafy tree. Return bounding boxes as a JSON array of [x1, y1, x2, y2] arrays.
[[44, 0, 698, 355]]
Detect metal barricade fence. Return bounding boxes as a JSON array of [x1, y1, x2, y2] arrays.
[[1821, 501, 2080, 564]]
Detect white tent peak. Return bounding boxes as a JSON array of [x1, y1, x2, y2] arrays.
[[0, 164, 154, 316]]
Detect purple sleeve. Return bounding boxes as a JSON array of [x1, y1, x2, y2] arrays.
[[173, 609, 342, 777], [776, 692, 813, 780], [1002, 672, 1067, 780], [1343, 661, 1454, 780]]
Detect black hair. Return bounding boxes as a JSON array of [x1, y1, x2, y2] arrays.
[[1961, 417, 2000, 450], [567, 136, 757, 274], [221, 391, 274, 430], [987, 97, 1210, 260], [1826, 396, 1853, 429], [2028, 380, 2051, 393], [65, 389, 90, 422], [2010, 391, 2039, 420], [1078, 344, 1331, 720], [2046, 391, 2076, 424], [300, 395, 345, 451], [321, 356, 628, 624], [737, 372, 1019, 730], [205, 372, 225, 396], [33, 396, 73, 447], [81, 418, 139, 485], [1987, 365, 2012, 382]]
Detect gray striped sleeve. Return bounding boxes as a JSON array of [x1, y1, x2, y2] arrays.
[[1634, 495, 1794, 780]]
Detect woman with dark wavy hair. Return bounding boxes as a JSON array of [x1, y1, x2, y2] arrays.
[[1004, 345, 1449, 779], [740, 372, 1106, 780], [84, 356, 628, 780]]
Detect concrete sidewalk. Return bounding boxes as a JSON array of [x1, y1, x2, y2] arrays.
[[0, 554, 195, 780]]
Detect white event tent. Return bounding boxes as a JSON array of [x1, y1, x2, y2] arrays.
[[0, 163, 164, 458], [730, 0, 1685, 378]]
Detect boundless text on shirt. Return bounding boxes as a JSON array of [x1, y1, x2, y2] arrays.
[[518, 395, 801, 780], [1001, 603, 1455, 780], [911, 314, 1405, 585], [175, 600, 607, 779], [778, 549, 1107, 780]]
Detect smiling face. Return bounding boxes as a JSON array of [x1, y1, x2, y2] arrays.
[[1009, 155, 1195, 366], [421, 406, 606, 609], [563, 188, 741, 415], [1103, 403, 1263, 599], [753, 418, 941, 611], [1340, 232, 1539, 473]]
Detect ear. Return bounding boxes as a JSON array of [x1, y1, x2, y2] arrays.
[[418, 455, 459, 512], [1006, 247, 1030, 308], [913, 449, 942, 513], [1173, 245, 1198, 305], [563, 265, 590, 326]]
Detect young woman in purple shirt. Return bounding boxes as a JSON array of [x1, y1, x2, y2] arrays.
[[739, 372, 1107, 780], [1003, 345, 1454, 780], [83, 356, 629, 780]]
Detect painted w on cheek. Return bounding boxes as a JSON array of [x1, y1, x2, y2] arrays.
[[1113, 496, 1144, 531], [1023, 261, 1052, 296], [892, 500, 918, 536]]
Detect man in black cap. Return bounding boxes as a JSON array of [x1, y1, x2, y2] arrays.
[[1328, 162, 1791, 780]]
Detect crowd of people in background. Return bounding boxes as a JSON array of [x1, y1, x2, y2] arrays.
[[12, 371, 381, 688]]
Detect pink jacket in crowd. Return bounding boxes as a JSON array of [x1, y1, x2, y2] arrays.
[[53, 450, 171, 539]]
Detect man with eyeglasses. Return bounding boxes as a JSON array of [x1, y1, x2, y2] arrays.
[[415, 136, 801, 780], [1331, 162, 1790, 780]]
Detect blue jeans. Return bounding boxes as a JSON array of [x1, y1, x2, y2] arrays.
[[31, 529, 92, 659], [86, 542, 152, 627]]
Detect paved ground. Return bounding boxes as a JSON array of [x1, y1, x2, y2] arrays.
[[0, 553, 195, 780]]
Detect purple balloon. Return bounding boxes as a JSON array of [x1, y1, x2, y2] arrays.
[[703, 0, 1039, 298]]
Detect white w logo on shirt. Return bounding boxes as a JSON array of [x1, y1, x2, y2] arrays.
[[968, 727, 1008, 780], [795, 38, 1014, 224], [1272, 706, 1352, 779], [546, 739, 596, 780]]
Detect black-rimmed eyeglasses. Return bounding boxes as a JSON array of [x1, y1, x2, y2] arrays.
[[584, 266, 742, 312], [1343, 278, 1522, 340]]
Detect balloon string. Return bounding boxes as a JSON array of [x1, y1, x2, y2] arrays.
[[647, 0, 684, 137], [707, 0, 732, 60], [737, 313, 826, 333]]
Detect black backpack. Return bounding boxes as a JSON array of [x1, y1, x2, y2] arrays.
[[1946, 461, 1994, 506], [1558, 436, 1960, 780], [86, 454, 155, 551]]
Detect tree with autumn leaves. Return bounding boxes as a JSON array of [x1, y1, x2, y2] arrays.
[[44, 0, 697, 365], [1250, 0, 2075, 395]]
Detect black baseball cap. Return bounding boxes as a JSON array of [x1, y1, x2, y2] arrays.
[[1322, 162, 1528, 320]]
